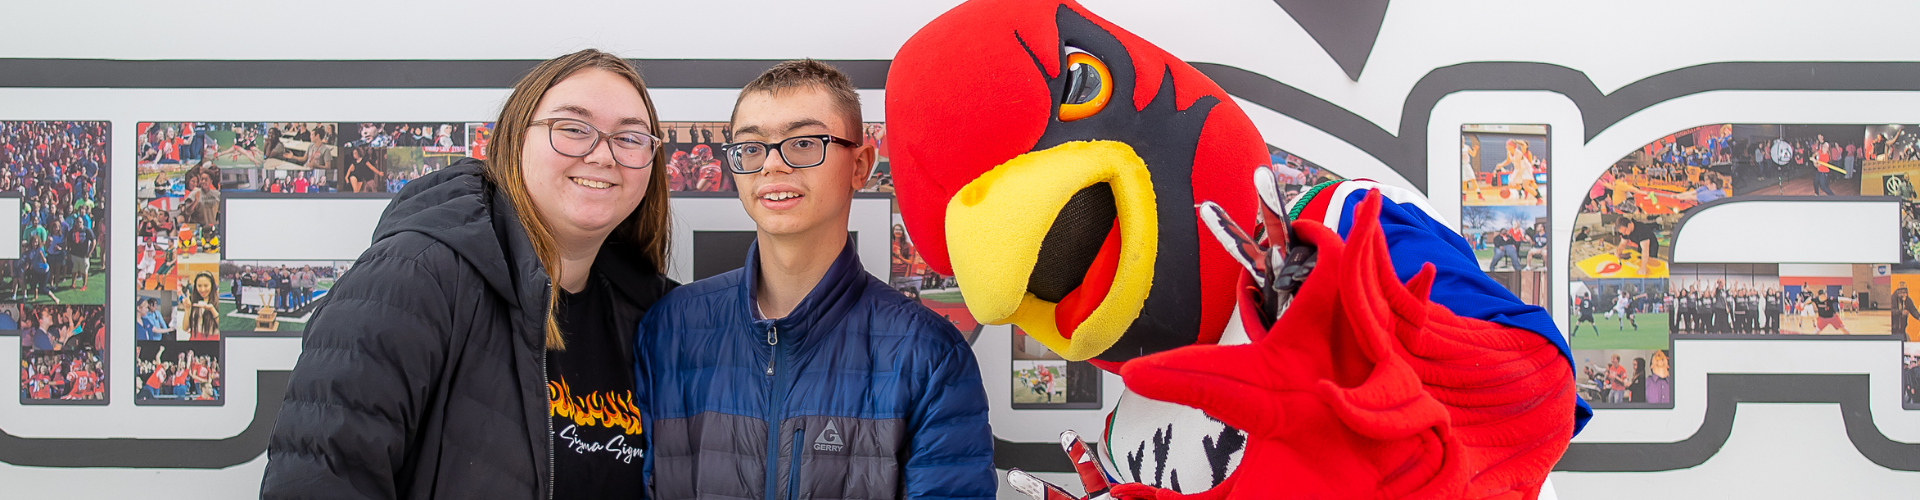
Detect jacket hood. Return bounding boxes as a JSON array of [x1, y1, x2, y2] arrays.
[[373, 158, 668, 314]]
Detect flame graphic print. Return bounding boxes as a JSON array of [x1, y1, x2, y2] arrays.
[[547, 378, 644, 435]]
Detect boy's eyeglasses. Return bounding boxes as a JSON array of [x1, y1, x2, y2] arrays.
[[720, 134, 861, 174]]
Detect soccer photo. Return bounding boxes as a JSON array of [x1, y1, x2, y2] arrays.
[[1010, 328, 1101, 409]]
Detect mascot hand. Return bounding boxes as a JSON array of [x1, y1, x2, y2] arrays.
[[1007, 431, 1218, 500], [1122, 191, 1573, 499], [1198, 165, 1315, 328]]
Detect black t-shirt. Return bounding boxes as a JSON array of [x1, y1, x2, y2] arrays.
[[1816, 297, 1839, 318], [547, 273, 644, 500]]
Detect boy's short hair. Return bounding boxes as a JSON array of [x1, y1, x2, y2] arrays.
[[734, 59, 862, 135]]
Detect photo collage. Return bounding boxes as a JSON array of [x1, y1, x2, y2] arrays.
[[7, 121, 110, 405], [1861, 124, 1920, 410], [150, 121, 470, 195], [131, 120, 474, 404], [136, 122, 229, 405], [1461, 125, 1551, 307], [1572, 123, 1913, 408]]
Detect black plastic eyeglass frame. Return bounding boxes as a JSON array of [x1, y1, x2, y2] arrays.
[[529, 117, 661, 169], [720, 134, 862, 174]]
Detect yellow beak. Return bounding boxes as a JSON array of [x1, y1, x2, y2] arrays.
[[945, 140, 1159, 361]]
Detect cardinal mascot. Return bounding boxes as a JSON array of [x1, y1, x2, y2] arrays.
[[884, 0, 1591, 498]]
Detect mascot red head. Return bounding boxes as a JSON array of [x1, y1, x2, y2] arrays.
[[887, 0, 1266, 365]]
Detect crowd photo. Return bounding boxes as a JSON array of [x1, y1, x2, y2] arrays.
[[1583, 126, 1734, 217], [20, 349, 105, 402], [132, 339, 222, 404], [17, 304, 109, 404], [4, 121, 108, 305]]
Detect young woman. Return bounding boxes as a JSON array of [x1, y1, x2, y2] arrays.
[[181, 271, 220, 340], [1462, 134, 1483, 200], [1628, 357, 1648, 403], [345, 146, 385, 193], [262, 126, 309, 165], [262, 49, 675, 500]]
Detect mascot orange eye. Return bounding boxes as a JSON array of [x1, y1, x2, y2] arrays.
[[1059, 47, 1112, 121]]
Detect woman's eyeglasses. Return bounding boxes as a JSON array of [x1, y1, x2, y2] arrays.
[[530, 117, 660, 169]]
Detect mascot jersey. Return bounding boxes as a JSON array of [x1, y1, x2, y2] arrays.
[[1289, 178, 1592, 433]]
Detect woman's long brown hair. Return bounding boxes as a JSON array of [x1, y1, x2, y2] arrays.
[[485, 49, 671, 351]]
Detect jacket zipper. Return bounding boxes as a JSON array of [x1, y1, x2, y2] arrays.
[[788, 428, 804, 500], [543, 280, 556, 500], [544, 347, 555, 500]]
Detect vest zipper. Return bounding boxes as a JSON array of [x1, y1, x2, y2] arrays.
[[788, 428, 804, 500], [765, 324, 777, 375], [763, 323, 782, 499]]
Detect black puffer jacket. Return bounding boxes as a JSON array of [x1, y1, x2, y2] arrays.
[[261, 160, 675, 499]]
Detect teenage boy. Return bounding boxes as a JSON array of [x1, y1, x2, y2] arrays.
[[636, 60, 995, 499]]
